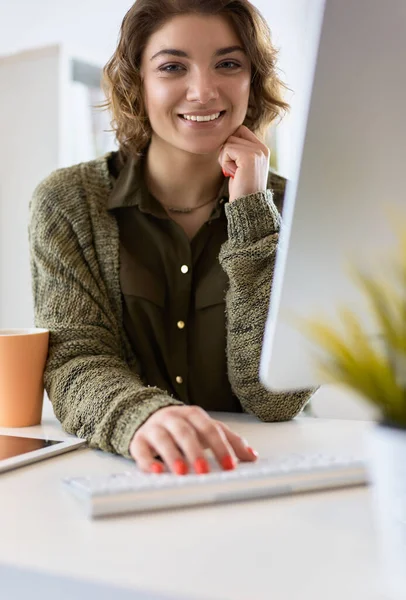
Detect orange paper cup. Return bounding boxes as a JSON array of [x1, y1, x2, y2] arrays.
[[0, 328, 49, 427]]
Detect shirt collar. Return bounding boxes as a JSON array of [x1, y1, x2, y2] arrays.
[[107, 150, 229, 219], [107, 150, 155, 211]]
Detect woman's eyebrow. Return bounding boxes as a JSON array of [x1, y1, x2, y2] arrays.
[[150, 46, 246, 61]]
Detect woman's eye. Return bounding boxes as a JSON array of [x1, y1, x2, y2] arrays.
[[218, 61, 241, 70], [158, 61, 241, 74], [159, 64, 185, 73]]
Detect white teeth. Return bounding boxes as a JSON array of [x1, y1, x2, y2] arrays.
[[182, 112, 221, 122]]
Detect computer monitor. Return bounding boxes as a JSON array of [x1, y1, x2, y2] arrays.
[[260, 0, 406, 391]]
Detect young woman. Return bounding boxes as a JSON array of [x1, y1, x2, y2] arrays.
[[29, 0, 313, 477]]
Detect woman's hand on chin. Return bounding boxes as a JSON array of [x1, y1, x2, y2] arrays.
[[219, 125, 270, 203]]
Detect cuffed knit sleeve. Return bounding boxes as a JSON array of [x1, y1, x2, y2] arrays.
[[223, 190, 280, 245], [29, 174, 183, 459], [219, 189, 314, 421]]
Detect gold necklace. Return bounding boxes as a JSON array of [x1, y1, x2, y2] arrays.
[[161, 196, 218, 214]]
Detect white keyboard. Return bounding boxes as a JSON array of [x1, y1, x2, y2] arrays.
[[63, 452, 369, 518]]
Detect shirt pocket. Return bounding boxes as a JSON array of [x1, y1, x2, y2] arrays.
[[195, 263, 228, 309], [120, 248, 165, 308]]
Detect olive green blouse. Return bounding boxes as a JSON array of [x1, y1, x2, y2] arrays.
[[107, 152, 241, 412]]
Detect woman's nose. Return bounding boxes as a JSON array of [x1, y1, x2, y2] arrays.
[[186, 70, 219, 104]]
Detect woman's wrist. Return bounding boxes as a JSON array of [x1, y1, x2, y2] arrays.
[[224, 190, 281, 245]]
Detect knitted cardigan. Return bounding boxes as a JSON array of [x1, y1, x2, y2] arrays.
[[28, 154, 313, 458]]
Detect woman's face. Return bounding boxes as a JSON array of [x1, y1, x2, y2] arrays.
[[140, 14, 252, 156]]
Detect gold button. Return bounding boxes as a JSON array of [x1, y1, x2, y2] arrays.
[[180, 265, 189, 274], [176, 376, 183, 384], [177, 321, 185, 330]]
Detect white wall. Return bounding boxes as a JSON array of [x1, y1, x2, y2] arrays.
[[0, 48, 62, 328], [0, 0, 133, 65]]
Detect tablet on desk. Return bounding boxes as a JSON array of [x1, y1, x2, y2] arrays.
[[0, 433, 86, 474]]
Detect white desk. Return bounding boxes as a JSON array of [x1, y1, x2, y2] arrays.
[[0, 391, 390, 600]]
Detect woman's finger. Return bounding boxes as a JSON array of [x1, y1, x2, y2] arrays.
[[233, 125, 269, 151], [164, 417, 211, 474], [220, 144, 263, 174], [221, 143, 263, 160], [215, 422, 259, 462], [187, 411, 237, 471], [147, 424, 189, 475], [129, 435, 165, 474], [223, 136, 257, 149]]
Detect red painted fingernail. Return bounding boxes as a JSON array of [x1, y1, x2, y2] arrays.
[[247, 447, 259, 458], [150, 462, 164, 474], [221, 455, 236, 471], [173, 459, 188, 476], [194, 457, 210, 475], [222, 168, 229, 178]]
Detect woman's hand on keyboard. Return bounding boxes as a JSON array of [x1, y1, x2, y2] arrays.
[[129, 405, 258, 476]]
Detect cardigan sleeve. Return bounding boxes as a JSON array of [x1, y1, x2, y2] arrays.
[[219, 185, 315, 421], [29, 175, 183, 459]]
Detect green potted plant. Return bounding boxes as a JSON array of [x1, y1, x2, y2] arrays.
[[304, 229, 406, 600]]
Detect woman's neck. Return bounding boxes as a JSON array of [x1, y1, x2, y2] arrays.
[[144, 136, 225, 211]]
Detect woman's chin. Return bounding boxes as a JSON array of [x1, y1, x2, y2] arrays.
[[176, 138, 228, 156]]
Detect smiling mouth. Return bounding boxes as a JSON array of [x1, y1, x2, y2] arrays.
[[179, 110, 226, 122]]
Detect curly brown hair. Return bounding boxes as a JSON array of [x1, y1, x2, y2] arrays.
[[102, 0, 289, 157]]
